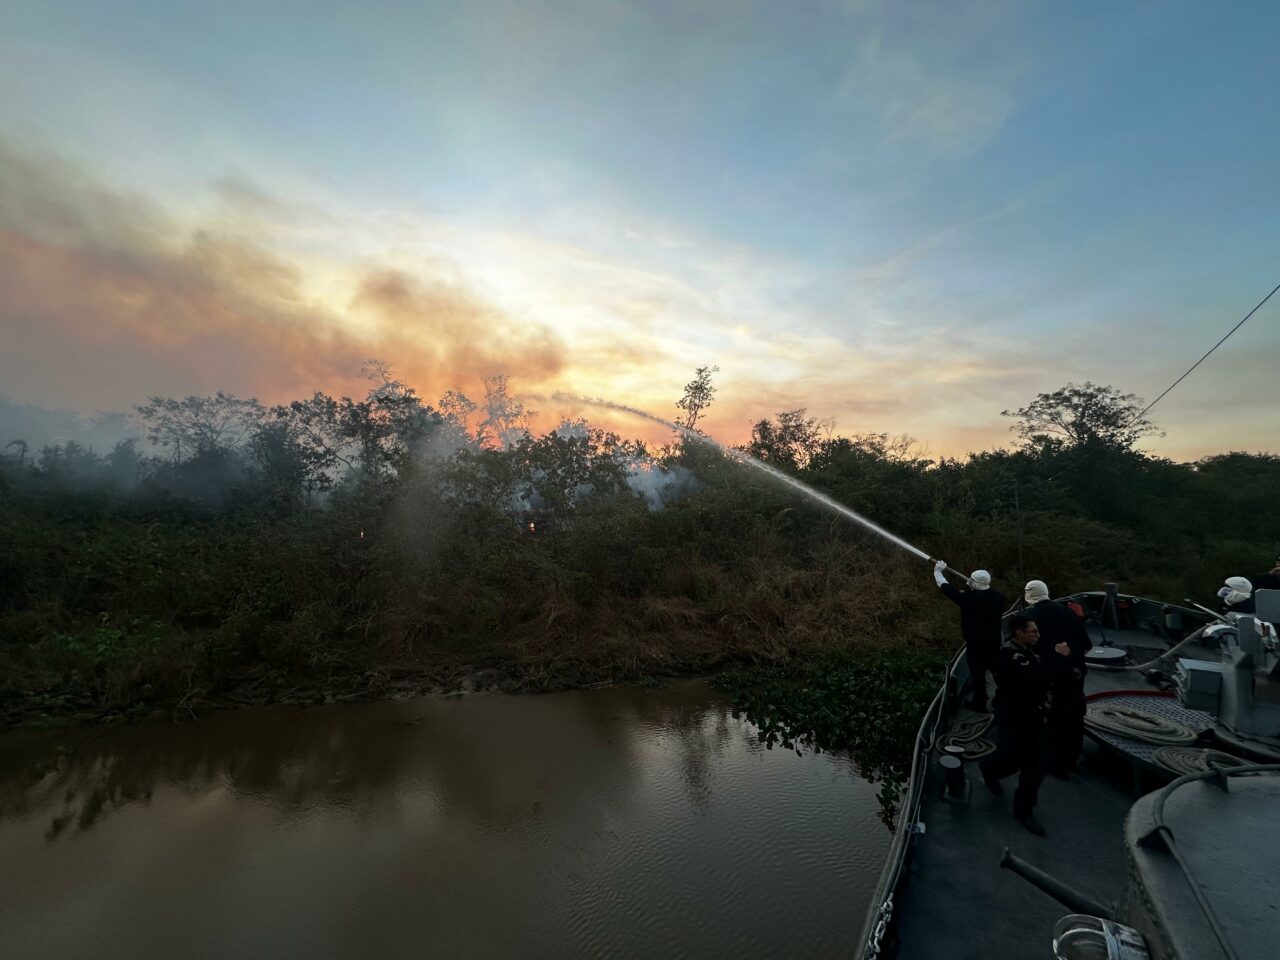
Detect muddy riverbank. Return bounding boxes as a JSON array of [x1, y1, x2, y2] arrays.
[[0, 649, 751, 730]]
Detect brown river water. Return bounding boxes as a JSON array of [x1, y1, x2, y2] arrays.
[[0, 681, 889, 959]]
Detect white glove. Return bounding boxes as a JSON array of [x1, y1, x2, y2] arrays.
[[933, 560, 948, 587]]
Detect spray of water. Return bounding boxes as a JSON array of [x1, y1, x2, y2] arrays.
[[552, 392, 961, 576]]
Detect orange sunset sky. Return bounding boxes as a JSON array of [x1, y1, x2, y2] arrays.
[[2, 2, 1277, 459]]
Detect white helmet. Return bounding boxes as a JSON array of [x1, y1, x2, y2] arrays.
[[1219, 576, 1253, 606]]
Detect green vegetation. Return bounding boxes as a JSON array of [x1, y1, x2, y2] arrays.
[[715, 650, 949, 825], [1, 370, 1276, 730]]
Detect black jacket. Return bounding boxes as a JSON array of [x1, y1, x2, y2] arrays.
[[1254, 573, 1280, 623], [1224, 595, 1256, 615], [1253, 572, 1280, 592], [1029, 599, 1092, 670], [939, 582, 1006, 655], [992, 640, 1050, 725]]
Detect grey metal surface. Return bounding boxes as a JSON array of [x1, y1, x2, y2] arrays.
[[887, 622, 1221, 960], [1122, 767, 1280, 960], [1256, 589, 1280, 623], [894, 736, 1136, 960], [1160, 774, 1279, 957]]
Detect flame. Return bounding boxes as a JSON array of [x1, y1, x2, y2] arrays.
[[528, 522, 536, 533], [359, 529, 365, 539]]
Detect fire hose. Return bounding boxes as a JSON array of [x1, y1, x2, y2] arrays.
[[1084, 703, 1198, 745], [1088, 624, 1210, 672], [1151, 746, 1248, 777], [936, 714, 995, 759]]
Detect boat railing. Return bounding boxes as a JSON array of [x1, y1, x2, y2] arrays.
[[857, 644, 965, 959]]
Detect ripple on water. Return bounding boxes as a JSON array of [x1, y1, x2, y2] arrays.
[[0, 681, 890, 960]]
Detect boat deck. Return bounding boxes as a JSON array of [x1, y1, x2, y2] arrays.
[[892, 627, 1216, 960]]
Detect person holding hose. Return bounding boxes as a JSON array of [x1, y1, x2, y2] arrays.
[[932, 560, 1006, 712], [1024, 580, 1092, 777]]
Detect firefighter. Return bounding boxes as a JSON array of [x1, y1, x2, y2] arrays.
[[1024, 580, 1092, 777], [931, 560, 1006, 711], [980, 614, 1070, 836]]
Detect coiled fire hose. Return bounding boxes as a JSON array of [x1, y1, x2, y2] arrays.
[[937, 714, 995, 759], [1084, 703, 1198, 745], [1151, 746, 1247, 777]]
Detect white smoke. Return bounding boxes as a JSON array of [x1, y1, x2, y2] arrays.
[[626, 462, 701, 510], [0, 395, 142, 455]]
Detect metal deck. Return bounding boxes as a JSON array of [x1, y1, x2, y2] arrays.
[[890, 626, 1219, 960]]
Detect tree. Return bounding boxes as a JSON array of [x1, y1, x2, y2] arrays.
[[246, 420, 313, 512], [478, 375, 532, 449], [676, 365, 719, 432], [135, 393, 265, 461], [2, 439, 28, 467], [744, 409, 824, 470], [104, 438, 143, 489], [517, 422, 632, 518], [37, 441, 104, 483], [438, 388, 478, 437], [1002, 382, 1161, 453]]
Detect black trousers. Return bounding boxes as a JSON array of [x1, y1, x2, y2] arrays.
[[965, 646, 993, 709], [981, 720, 1047, 818], [1047, 673, 1086, 772]]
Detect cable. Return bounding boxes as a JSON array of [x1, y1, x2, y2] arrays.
[[1129, 282, 1280, 425]]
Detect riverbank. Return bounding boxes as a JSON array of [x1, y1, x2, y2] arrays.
[[0, 490, 961, 730], [6, 417, 1269, 732], [0, 627, 951, 730]]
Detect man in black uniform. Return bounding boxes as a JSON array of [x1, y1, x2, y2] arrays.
[[980, 615, 1070, 836], [932, 560, 1006, 711], [1023, 580, 1092, 777], [1218, 576, 1255, 615], [1252, 559, 1280, 633], [1252, 556, 1280, 594]]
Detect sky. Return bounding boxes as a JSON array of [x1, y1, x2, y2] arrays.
[[1, 0, 1277, 459]]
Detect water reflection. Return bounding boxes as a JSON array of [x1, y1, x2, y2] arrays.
[[0, 682, 888, 960], [7, 690, 685, 833]]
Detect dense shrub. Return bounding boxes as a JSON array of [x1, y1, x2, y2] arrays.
[[1, 379, 1275, 724]]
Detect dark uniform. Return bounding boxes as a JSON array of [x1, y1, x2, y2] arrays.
[[1029, 599, 1092, 773], [1224, 594, 1256, 615], [1254, 571, 1280, 630], [939, 582, 1006, 711], [980, 640, 1051, 820]]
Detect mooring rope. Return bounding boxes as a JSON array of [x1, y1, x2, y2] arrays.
[[937, 714, 995, 759], [1152, 746, 1248, 777], [1084, 703, 1198, 745]]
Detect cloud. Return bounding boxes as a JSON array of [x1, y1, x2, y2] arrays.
[[2, 137, 1266, 465], [0, 140, 566, 411], [350, 268, 565, 385], [834, 1, 1031, 153]]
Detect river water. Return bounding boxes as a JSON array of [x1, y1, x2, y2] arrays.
[[0, 681, 889, 959]]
